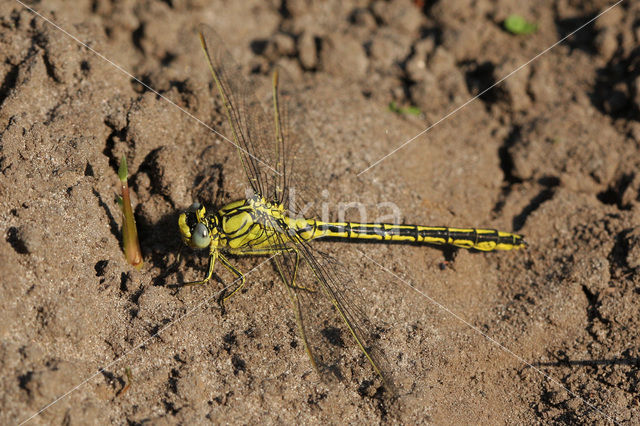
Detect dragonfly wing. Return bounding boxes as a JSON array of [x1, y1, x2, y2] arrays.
[[297, 239, 394, 391], [199, 24, 325, 215], [265, 216, 393, 390], [198, 24, 281, 199]]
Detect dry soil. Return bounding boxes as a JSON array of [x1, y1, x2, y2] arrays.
[[1, 0, 639, 424]]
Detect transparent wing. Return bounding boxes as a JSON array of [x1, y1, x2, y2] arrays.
[[272, 71, 318, 214], [198, 24, 320, 209], [198, 24, 283, 202], [266, 215, 394, 390]]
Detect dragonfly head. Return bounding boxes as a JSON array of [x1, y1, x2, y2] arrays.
[[178, 202, 219, 249]]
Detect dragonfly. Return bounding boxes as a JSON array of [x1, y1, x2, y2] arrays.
[[177, 25, 527, 390]]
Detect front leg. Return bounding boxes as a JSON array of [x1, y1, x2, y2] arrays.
[[182, 249, 218, 287]]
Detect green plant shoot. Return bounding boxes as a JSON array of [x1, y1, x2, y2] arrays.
[[118, 156, 143, 269]]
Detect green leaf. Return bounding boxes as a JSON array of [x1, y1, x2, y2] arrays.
[[504, 14, 538, 35], [388, 101, 422, 116], [404, 105, 422, 116], [388, 101, 401, 113]]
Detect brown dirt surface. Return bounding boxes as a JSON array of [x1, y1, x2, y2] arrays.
[[2, 0, 640, 424]]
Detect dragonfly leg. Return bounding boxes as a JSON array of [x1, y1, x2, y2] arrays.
[[283, 247, 315, 293], [218, 253, 246, 304], [182, 251, 218, 287]]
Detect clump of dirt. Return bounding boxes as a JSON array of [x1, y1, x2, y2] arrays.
[[1, 1, 639, 424]]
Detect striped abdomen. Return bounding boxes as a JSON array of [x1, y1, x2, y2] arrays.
[[295, 220, 525, 251]]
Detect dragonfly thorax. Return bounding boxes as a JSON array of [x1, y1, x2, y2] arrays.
[[213, 196, 290, 250]]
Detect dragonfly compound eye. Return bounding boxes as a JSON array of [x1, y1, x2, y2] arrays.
[[192, 222, 211, 248]]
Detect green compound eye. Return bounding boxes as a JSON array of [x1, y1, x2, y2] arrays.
[[191, 222, 210, 248], [187, 202, 201, 212]]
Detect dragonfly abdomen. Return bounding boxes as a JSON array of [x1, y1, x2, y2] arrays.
[[310, 221, 526, 251]]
